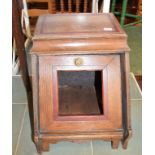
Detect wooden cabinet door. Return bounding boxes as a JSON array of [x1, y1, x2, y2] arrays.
[[38, 55, 122, 133]]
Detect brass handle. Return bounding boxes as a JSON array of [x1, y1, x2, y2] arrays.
[[74, 58, 83, 66]]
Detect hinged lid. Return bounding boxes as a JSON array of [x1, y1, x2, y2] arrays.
[[31, 13, 130, 55]]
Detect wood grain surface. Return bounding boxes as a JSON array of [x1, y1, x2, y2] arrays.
[[31, 13, 132, 153]]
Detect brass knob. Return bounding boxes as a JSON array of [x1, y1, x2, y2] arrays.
[[74, 58, 83, 66]]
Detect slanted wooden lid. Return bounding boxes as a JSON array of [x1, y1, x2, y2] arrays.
[[31, 13, 130, 55]]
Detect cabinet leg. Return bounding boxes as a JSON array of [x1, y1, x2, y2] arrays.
[[34, 135, 51, 153], [122, 130, 132, 149], [111, 139, 120, 149], [42, 142, 49, 152], [35, 140, 49, 154], [35, 142, 42, 154]]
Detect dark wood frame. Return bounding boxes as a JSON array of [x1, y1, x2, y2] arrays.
[[31, 13, 132, 153], [52, 67, 107, 121], [31, 54, 131, 152]]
